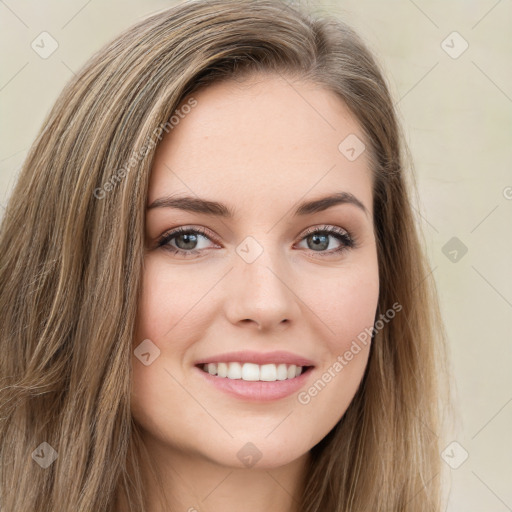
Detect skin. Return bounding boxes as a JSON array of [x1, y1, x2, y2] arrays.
[[129, 73, 380, 512]]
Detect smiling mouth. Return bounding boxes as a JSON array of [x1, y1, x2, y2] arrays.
[[196, 362, 314, 382]]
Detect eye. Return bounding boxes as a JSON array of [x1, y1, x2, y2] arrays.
[[295, 225, 356, 257], [156, 224, 357, 258], [157, 226, 218, 257]]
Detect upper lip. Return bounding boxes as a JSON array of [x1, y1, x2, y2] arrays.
[[194, 350, 315, 367]]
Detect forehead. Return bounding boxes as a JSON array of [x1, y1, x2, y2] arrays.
[[148, 74, 373, 217]]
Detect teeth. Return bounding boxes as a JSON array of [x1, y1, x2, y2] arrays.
[[200, 362, 307, 381], [217, 362, 228, 378], [227, 362, 242, 379], [276, 363, 288, 381], [242, 363, 260, 381]]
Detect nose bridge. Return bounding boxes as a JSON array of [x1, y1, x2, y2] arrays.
[[237, 232, 288, 296], [226, 232, 299, 329]]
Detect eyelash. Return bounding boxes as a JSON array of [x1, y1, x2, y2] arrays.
[[156, 225, 357, 259]]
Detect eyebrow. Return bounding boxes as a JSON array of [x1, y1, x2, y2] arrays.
[[147, 192, 369, 218]]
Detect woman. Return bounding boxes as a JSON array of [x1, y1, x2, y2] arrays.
[[0, 0, 450, 510]]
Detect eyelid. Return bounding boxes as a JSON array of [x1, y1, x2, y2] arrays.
[[300, 224, 350, 238]]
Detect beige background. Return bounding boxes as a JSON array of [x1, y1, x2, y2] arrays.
[[1, 0, 511, 509]]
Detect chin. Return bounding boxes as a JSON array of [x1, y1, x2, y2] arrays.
[[198, 435, 311, 471]]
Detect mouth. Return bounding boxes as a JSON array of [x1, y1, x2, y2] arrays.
[[195, 362, 314, 382]]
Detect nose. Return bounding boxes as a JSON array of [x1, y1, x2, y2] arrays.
[[224, 242, 301, 332]]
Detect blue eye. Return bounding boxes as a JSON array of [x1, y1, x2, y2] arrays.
[[157, 225, 356, 258], [297, 225, 355, 256], [157, 226, 215, 257]]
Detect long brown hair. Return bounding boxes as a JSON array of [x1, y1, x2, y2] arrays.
[[0, 1, 450, 510]]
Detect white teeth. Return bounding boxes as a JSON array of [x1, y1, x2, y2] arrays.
[[276, 363, 288, 381], [199, 362, 307, 381], [227, 362, 242, 379], [217, 362, 228, 378], [241, 363, 260, 381]]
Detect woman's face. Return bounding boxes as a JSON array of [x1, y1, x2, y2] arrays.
[[131, 74, 379, 471]]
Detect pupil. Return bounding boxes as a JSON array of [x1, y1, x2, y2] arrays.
[[310, 234, 328, 251], [177, 233, 197, 250]]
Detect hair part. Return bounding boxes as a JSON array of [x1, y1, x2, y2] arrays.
[[0, 0, 450, 510]]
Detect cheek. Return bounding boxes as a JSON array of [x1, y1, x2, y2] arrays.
[[307, 261, 380, 350], [133, 256, 205, 343], [295, 258, 379, 413], [336, 271, 379, 341], [131, 255, 216, 405]]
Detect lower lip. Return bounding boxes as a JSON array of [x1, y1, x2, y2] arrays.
[[194, 365, 314, 402]]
